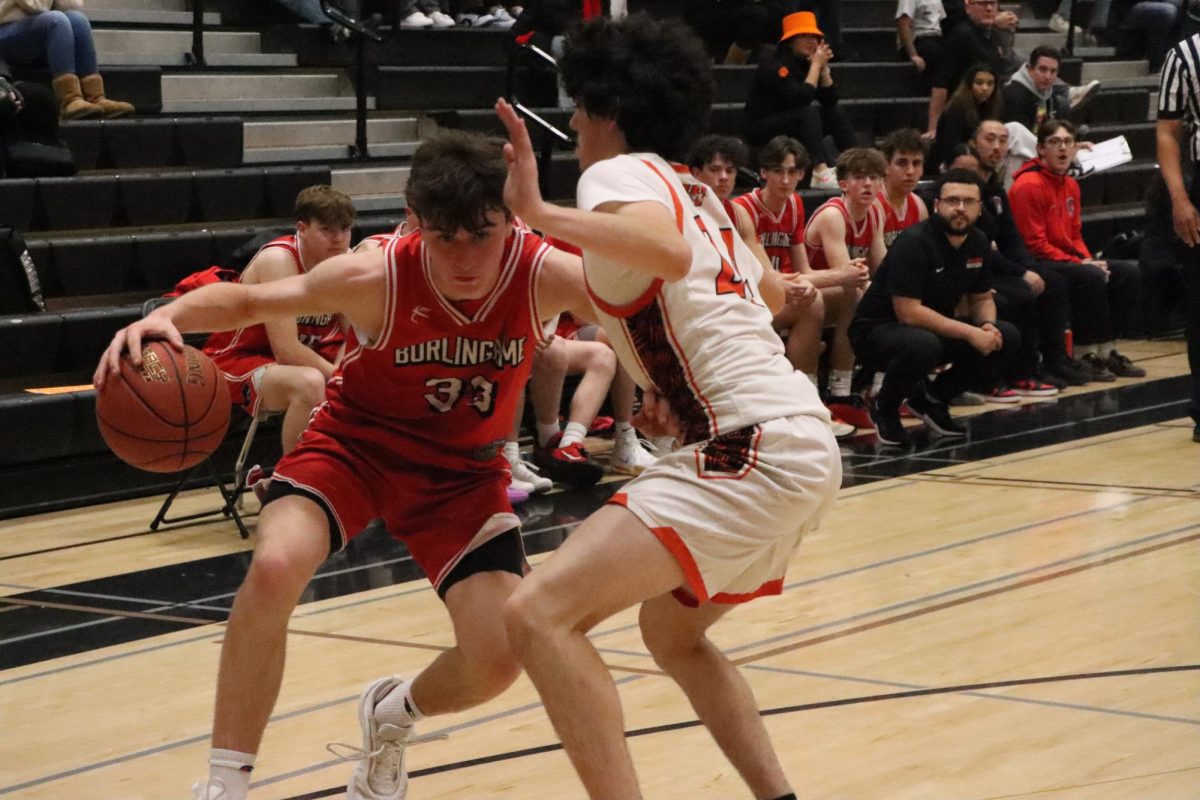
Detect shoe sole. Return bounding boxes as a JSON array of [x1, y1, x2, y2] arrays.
[[348, 677, 408, 800], [906, 407, 966, 438], [1015, 389, 1059, 397], [867, 409, 909, 446]]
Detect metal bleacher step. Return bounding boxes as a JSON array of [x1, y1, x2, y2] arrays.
[[1082, 59, 1150, 80], [86, 8, 222, 26], [160, 71, 373, 113], [332, 166, 410, 212], [243, 117, 428, 164], [95, 29, 298, 68]]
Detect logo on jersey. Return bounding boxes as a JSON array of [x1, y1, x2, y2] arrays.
[[966, 257, 983, 270], [1066, 197, 1076, 217], [295, 313, 335, 326], [411, 305, 431, 322], [394, 335, 526, 368], [684, 182, 709, 208], [761, 231, 793, 249]]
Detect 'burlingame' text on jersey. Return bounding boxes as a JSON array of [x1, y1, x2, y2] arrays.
[[804, 197, 882, 270], [322, 228, 552, 471], [576, 153, 827, 445]]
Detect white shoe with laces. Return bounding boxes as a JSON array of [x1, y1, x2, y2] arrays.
[[192, 778, 228, 800], [337, 676, 447, 800], [610, 434, 658, 476], [399, 10, 433, 28], [510, 457, 553, 493], [429, 10, 455, 27], [488, 5, 516, 27]]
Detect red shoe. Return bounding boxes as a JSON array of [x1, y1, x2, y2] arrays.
[[826, 395, 873, 429], [985, 387, 1022, 404], [533, 433, 604, 488], [587, 415, 615, 437], [1011, 379, 1059, 397]]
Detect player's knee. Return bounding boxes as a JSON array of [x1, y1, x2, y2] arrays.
[[293, 368, 327, 408], [244, 547, 315, 599], [503, 581, 563, 658], [587, 345, 617, 379], [465, 643, 522, 698], [640, 618, 701, 670]]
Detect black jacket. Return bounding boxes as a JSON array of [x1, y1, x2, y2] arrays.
[[745, 42, 840, 120], [1002, 80, 1065, 131]]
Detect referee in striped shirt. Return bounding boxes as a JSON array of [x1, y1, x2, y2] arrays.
[[1157, 8, 1200, 442]]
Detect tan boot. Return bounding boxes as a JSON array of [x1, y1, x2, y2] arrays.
[[723, 43, 753, 65], [51, 74, 102, 120], [80, 74, 135, 119]]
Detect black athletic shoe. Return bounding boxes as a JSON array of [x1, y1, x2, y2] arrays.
[[1043, 357, 1090, 387], [867, 399, 910, 446], [1079, 353, 1118, 382], [532, 433, 604, 489], [1105, 350, 1147, 378], [904, 393, 966, 438]]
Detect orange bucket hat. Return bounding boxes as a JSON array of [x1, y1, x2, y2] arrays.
[[780, 11, 824, 42]]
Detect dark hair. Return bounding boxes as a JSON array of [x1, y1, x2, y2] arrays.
[[1028, 45, 1062, 68], [686, 134, 749, 170], [560, 13, 714, 159], [759, 135, 810, 170], [406, 129, 509, 233], [834, 147, 888, 181], [947, 63, 1002, 133], [879, 128, 927, 162], [1036, 117, 1076, 145], [936, 167, 984, 198], [944, 143, 977, 167], [294, 184, 355, 228]]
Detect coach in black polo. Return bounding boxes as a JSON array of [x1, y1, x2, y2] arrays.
[[1157, 5, 1200, 442], [850, 168, 1020, 446]]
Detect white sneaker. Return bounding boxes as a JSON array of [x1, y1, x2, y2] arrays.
[[1068, 80, 1100, 110], [1048, 12, 1081, 35], [399, 10, 433, 28], [192, 779, 228, 800], [510, 457, 553, 493], [811, 169, 838, 190], [343, 676, 413, 800], [456, 10, 495, 26], [429, 10, 455, 27], [610, 435, 658, 476], [488, 5, 516, 27]]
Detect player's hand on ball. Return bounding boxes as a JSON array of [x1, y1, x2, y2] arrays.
[[633, 388, 682, 441], [94, 316, 185, 390]]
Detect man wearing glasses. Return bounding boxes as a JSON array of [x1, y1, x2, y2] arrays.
[[1009, 119, 1145, 380], [849, 168, 1019, 445]]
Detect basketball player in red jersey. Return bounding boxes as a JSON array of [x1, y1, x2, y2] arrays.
[[95, 131, 595, 800], [804, 147, 888, 427], [497, 13, 841, 800], [873, 128, 929, 248], [203, 185, 353, 453]]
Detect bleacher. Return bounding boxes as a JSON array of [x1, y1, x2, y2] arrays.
[[0, 0, 1166, 518]]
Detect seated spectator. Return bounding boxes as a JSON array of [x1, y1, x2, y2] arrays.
[[745, 11, 856, 189], [685, 0, 772, 64], [926, 0, 1018, 141], [1003, 46, 1099, 135], [397, 0, 455, 27], [1112, 0, 1183, 71], [803, 147, 887, 427], [932, 62, 1001, 169], [850, 168, 1021, 445], [0, 52, 74, 178], [875, 128, 929, 249], [793, 0, 842, 52], [896, 0, 946, 85], [203, 186, 354, 457], [1050, 0, 1113, 43], [0, 0, 133, 119], [1008, 119, 1146, 379], [967, 119, 1093, 388]]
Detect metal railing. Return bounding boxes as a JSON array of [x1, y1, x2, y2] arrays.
[[321, 1, 383, 160], [507, 41, 575, 196]]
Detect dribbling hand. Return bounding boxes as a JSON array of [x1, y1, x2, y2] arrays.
[[94, 316, 185, 390]]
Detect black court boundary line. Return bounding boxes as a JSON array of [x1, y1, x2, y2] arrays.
[[280, 664, 1200, 800], [907, 473, 1200, 498]]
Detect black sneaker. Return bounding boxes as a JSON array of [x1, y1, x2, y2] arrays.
[[867, 399, 910, 446], [1035, 366, 1069, 390], [1043, 357, 1090, 387], [904, 393, 966, 438], [1105, 350, 1147, 378], [532, 433, 604, 489], [1079, 353, 1117, 382]]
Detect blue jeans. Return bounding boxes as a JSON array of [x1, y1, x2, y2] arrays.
[[274, 0, 333, 25], [1118, 0, 1182, 71], [0, 10, 98, 77]]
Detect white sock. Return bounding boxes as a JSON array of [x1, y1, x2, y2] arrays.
[[208, 749, 254, 800], [559, 421, 588, 448], [829, 370, 853, 397], [872, 371, 885, 395], [536, 422, 560, 447], [503, 440, 520, 464], [614, 420, 634, 435], [804, 372, 818, 387], [373, 679, 424, 727]]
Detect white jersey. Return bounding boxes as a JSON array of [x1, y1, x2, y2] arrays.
[[576, 152, 828, 445]]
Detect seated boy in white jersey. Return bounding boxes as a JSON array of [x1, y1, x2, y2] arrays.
[[873, 128, 929, 248], [95, 130, 597, 800], [802, 147, 888, 428], [729, 135, 856, 438], [202, 185, 353, 454], [496, 13, 841, 800]]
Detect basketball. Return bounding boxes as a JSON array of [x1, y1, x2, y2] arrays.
[[95, 342, 231, 473]]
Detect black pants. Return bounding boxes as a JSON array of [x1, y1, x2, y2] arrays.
[[746, 102, 857, 164], [1182, 166, 1200, 425], [687, 0, 770, 58], [1037, 258, 1142, 345], [992, 263, 1071, 379], [850, 319, 1021, 412]]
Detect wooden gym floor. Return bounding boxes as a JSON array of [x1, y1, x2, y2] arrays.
[[1, 339, 1197, 799]]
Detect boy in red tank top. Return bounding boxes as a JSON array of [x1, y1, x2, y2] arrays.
[[873, 128, 929, 248], [203, 185, 354, 453], [95, 131, 595, 800], [802, 147, 888, 426]]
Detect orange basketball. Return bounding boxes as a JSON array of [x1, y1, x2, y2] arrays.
[[95, 342, 231, 473]]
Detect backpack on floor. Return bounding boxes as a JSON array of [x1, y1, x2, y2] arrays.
[[0, 226, 46, 312]]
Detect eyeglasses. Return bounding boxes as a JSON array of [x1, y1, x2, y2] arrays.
[[938, 197, 981, 209], [1043, 137, 1075, 148]]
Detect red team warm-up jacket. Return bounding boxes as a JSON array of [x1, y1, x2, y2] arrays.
[[1008, 157, 1092, 264]]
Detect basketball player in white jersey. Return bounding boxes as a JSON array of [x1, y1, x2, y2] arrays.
[[496, 13, 841, 800]]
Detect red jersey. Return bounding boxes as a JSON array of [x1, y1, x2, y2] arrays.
[[323, 228, 552, 472], [878, 193, 922, 247], [732, 188, 806, 273], [804, 197, 881, 271], [204, 235, 345, 365]]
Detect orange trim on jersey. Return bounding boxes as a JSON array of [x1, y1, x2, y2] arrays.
[[648, 524, 710, 604], [640, 159, 686, 233], [526, 241, 555, 346], [694, 425, 762, 480], [710, 578, 785, 605], [583, 271, 664, 319], [658, 300, 719, 439]]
